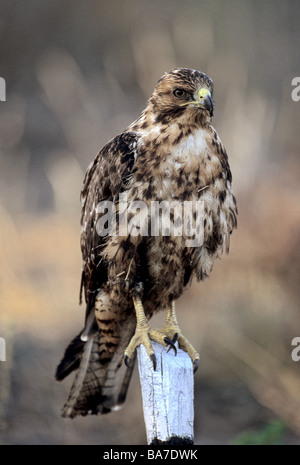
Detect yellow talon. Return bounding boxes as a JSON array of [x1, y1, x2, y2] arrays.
[[157, 302, 200, 373], [124, 296, 177, 370], [124, 298, 200, 372]]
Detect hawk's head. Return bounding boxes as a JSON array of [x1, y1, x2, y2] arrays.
[[148, 68, 214, 123]]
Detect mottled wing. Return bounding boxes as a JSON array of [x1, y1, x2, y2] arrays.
[[80, 131, 138, 308], [56, 131, 139, 416]]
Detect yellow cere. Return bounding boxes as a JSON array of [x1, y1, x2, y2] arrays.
[[180, 87, 211, 106], [198, 88, 211, 99]]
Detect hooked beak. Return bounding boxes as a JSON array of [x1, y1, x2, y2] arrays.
[[196, 88, 214, 116], [180, 87, 214, 116]]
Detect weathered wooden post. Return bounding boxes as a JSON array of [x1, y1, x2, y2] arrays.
[[137, 341, 194, 445]]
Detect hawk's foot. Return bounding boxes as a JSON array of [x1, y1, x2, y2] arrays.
[[159, 302, 200, 373], [124, 296, 177, 371], [124, 326, 177, 371]]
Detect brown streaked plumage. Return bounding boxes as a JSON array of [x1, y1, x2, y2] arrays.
[[56, 68, 237, 418]]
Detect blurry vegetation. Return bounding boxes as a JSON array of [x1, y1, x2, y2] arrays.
[[0, 0, 300, 444], [231, 420, 287, 445]]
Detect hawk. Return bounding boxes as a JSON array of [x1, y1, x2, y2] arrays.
[[56, 68, 237, 417]]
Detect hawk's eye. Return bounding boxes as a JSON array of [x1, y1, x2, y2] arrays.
[[173, 88, 186, 98]]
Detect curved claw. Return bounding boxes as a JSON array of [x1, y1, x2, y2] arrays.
[[150, 353, 157, 371], [165, 334, 178, 356], [172, 333, 178, 344], [193, 358, 200, 374], [125, 349, 157, 371], [124, 354, 132, 369]]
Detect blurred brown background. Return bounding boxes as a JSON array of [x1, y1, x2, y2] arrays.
[[1, 0, 300, 445]]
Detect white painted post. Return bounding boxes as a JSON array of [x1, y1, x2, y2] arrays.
[[137, 341, 194, 445]]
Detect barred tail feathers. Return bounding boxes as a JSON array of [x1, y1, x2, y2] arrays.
[[56, 313, 137, 417]]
